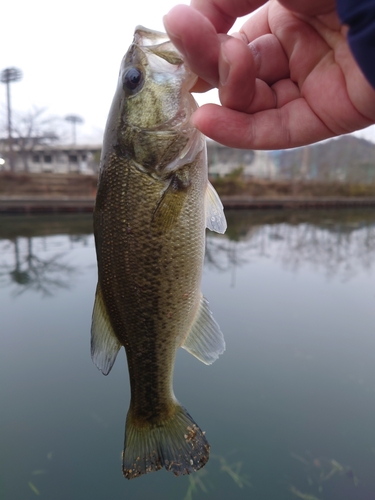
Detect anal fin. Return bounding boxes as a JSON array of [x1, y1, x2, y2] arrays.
[[91, 284, 121, 375], [181, 295, 225, 365]]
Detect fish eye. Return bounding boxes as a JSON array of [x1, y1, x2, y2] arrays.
[[123, 67, 144, 94]]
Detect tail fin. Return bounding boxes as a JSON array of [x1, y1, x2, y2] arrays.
[[122, 404, 210, 479]]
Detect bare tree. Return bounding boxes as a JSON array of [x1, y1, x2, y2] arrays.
[[10, 106, 60, 171]]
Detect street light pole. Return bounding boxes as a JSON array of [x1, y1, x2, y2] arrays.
[[0, 67, 23, 171], [65, 114, 84, 145]]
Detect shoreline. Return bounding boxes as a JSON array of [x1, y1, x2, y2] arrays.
[[0, 196, 95, 214], [1, 195, 375, 214]]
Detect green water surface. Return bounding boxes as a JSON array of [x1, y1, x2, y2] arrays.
[[1, 209, 374, 500]]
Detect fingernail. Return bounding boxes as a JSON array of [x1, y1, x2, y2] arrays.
[[219, 44, 230, 87]]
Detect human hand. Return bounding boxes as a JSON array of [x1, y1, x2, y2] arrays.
[[163, 0, 375, 149]]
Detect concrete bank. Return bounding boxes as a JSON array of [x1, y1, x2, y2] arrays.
[[0, 197, 95, 214], [220, 196, 375, 209], [1, 196, 375, 214]]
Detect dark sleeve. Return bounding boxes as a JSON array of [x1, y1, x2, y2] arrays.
[[337, 0, 375, 89]]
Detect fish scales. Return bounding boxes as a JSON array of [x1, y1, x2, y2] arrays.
[[91, 26, 227, 479], [95, 152, 206, 421]]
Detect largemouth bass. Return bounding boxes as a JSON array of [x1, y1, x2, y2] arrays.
[[91, 26, 226, 480]]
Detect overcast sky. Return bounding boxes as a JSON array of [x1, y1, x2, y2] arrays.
[[2, 0, 374, 145]]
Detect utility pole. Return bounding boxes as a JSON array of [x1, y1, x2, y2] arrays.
[[0, 67, 23, 171], [65, 114, 84, 144]]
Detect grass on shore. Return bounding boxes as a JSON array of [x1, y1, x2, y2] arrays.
[[211, 174, 375, 198], [0, 171, 97, 197]]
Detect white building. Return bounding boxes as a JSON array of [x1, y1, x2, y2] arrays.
[[0, 138, 276, 179], [207, 140, 276, 179], [0, 141, 101, 174]]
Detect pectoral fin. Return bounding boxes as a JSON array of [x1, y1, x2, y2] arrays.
[[205, 181, 227, 234], [181, 295, 225, 365], [91, 284, 121, 375], [152, 172, 190, 233]]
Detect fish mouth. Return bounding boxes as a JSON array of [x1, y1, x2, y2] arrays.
[[133, 26, 171, 48], [133, 25, 198, 92]]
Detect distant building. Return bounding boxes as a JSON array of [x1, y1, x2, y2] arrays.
[[0, 138, 279, 178], [207, 140, 276, 178], [0, 139, 101, 174]]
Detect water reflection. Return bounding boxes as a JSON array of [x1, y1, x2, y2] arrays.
[[1, 210, 375, 297], [206, 209, 375, 280], [0, 215, 94, 296], [1, 237, 79, 296], [1, 210, 375, 500]]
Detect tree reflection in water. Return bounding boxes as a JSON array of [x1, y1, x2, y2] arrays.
[[1, 210, 375, 296], [205, 209, 375, 281], [0, 236, 82, 296], [0, 215, 94, 297]]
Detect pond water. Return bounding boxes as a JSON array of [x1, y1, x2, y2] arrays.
[[1, 209, 375, 500]]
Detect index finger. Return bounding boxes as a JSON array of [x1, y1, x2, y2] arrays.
[[191, 0, 267, 33], [164, 5, 222, 89]]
